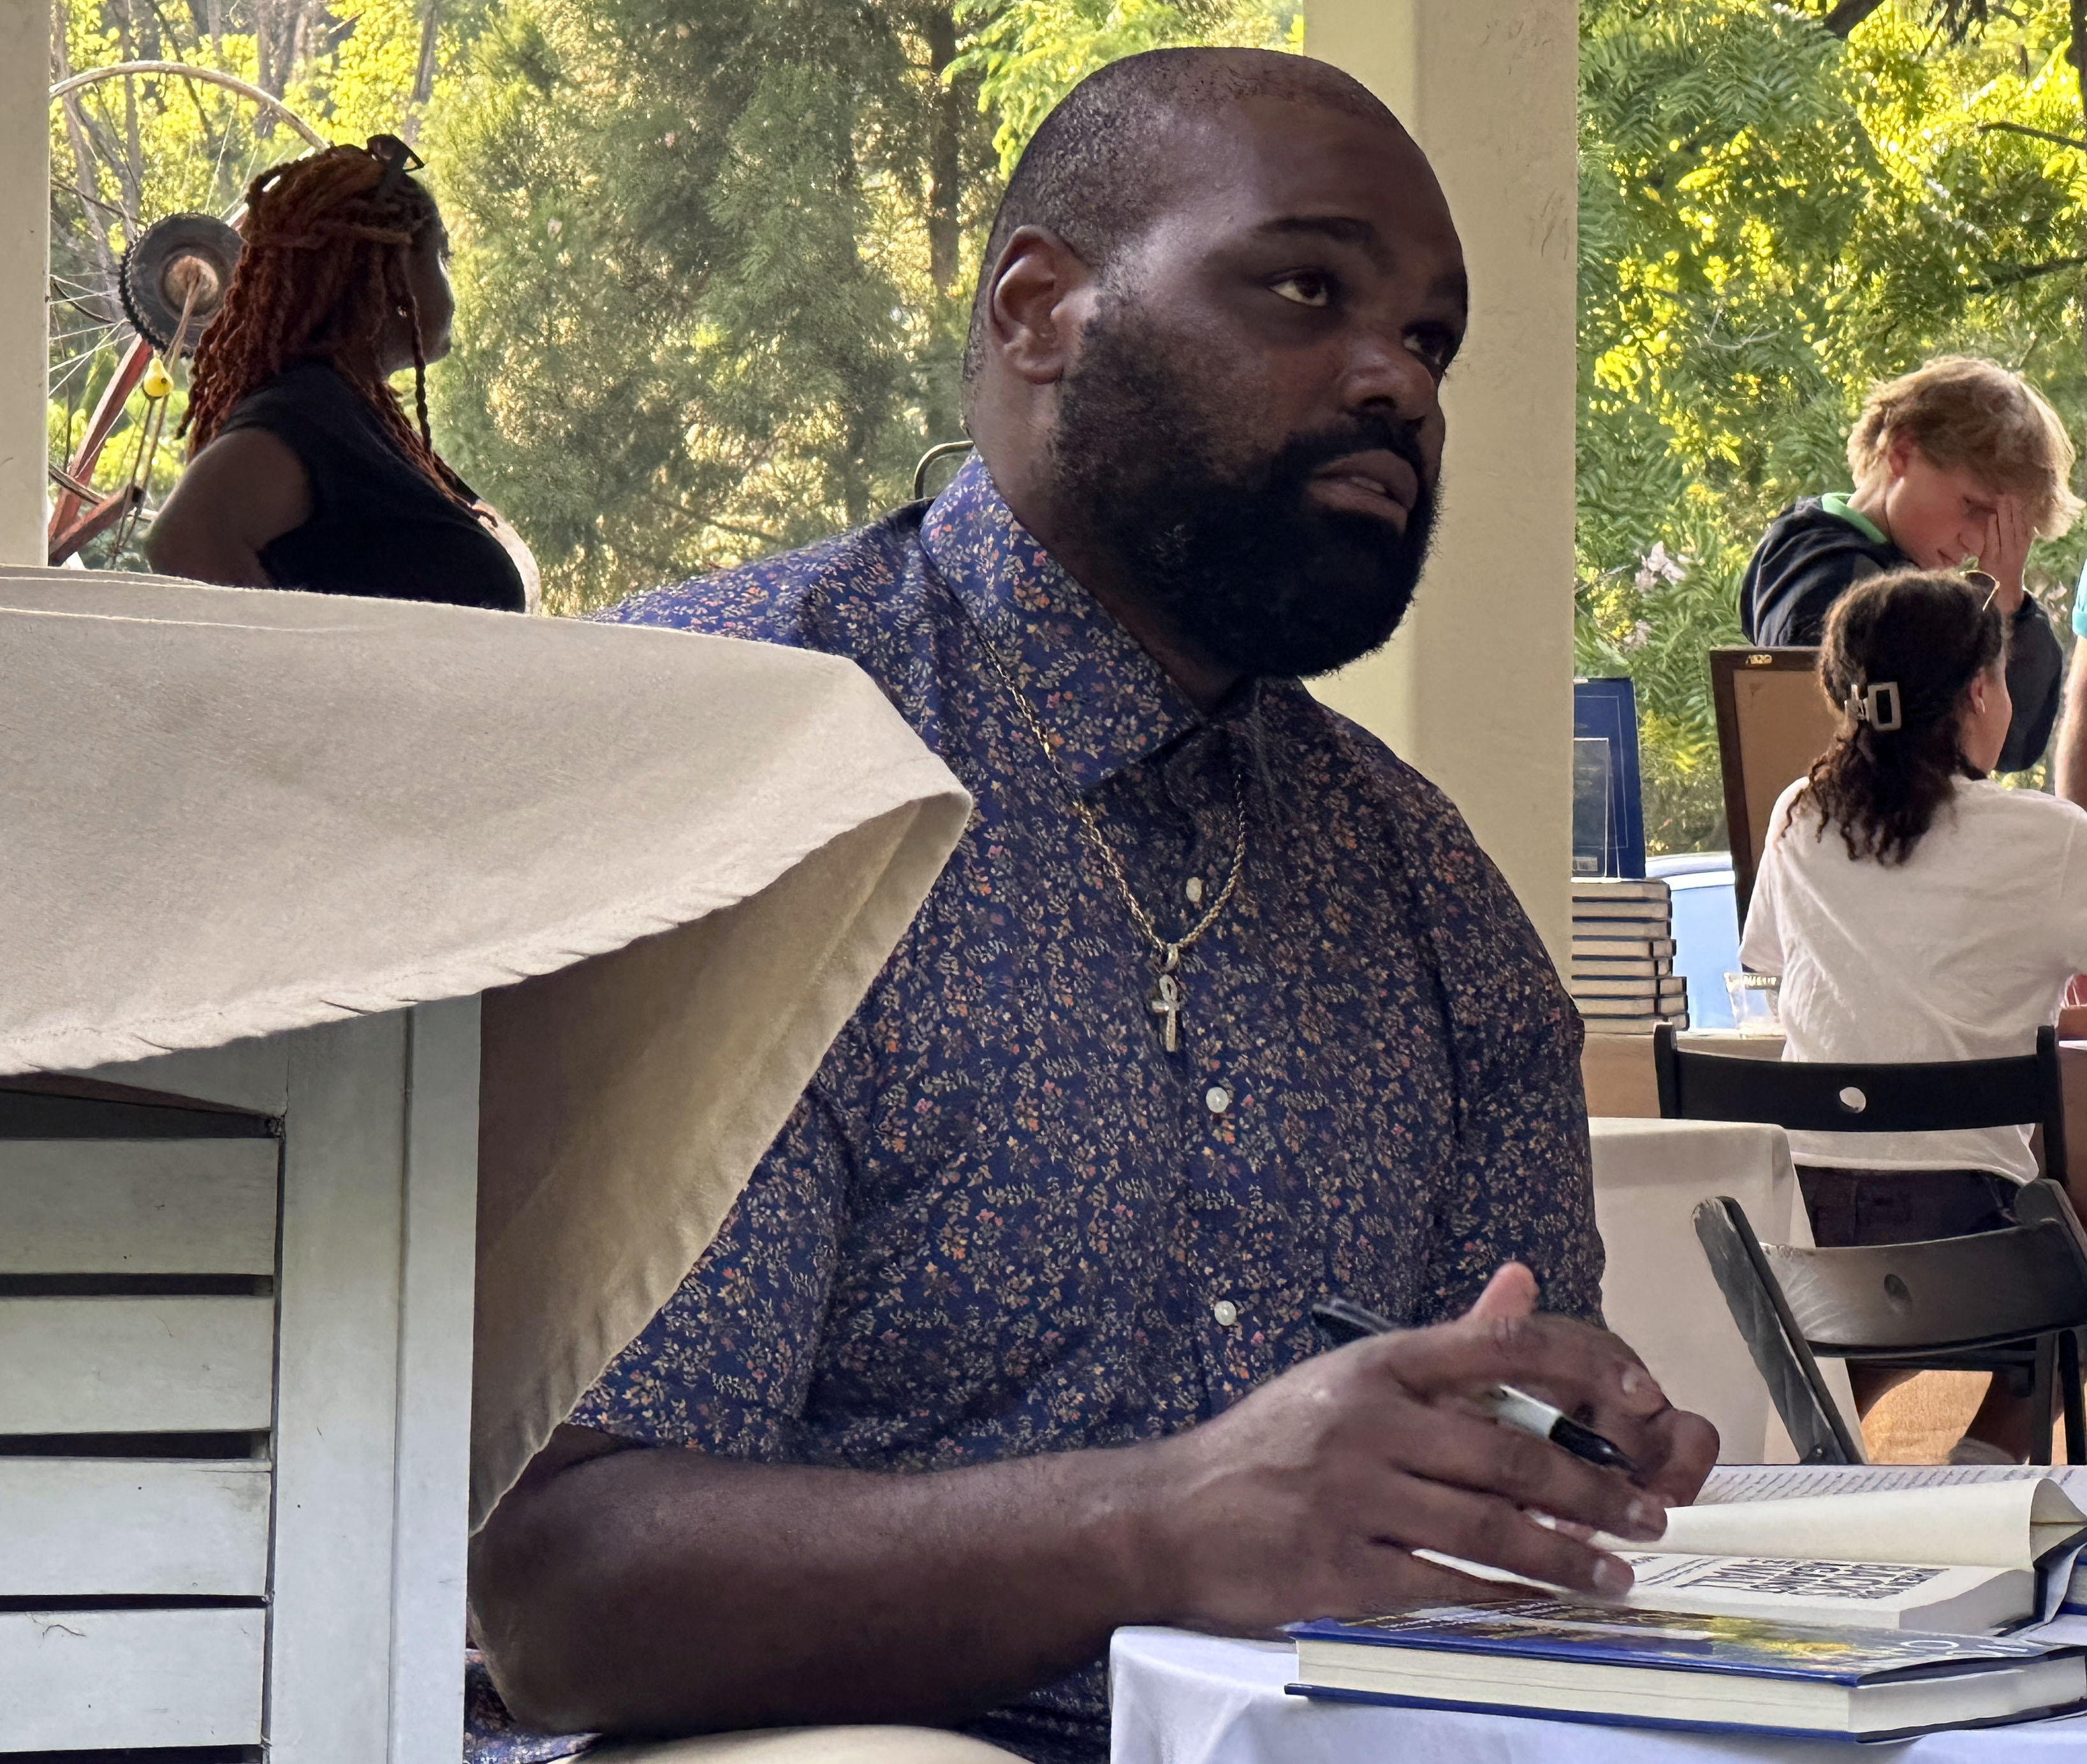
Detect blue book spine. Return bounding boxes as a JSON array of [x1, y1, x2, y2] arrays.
[[1280, 1681, 2087, 1742]]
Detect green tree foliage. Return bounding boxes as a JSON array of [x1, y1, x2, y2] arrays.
[[429, 0, 1294, 612], [953, 0, 1300, 176], [425, 0, 1000, 611], [1578, 0, 2087, 850]]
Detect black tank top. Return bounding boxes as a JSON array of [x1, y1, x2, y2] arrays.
[[221, 360, 527, 612]]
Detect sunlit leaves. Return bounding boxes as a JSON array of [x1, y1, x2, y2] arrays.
[[949, 0, 1298, 175], [1581, 0, 2087, 848]]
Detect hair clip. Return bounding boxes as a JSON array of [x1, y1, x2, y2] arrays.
[[367, 133, 425, 198], [1850, 680, 1902, 732]]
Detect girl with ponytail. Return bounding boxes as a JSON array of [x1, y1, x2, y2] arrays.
[[147, 135, 536, 611], [1744, 568, 2087, 1462]]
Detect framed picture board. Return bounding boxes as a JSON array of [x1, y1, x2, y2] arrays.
[[1572, 677, 1647, 879], [1710, 647, 1838, 925]]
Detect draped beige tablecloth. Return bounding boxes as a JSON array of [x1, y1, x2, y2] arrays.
[[1590, 1115, 1861, 1463], [0, 568, 970, 1524]]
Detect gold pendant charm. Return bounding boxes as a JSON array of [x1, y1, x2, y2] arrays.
[[1148, 948, 1183, 1052]]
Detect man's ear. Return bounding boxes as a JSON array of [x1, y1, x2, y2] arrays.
[[1885, 430, 1918, 483], [986, 226, 1094, 386]]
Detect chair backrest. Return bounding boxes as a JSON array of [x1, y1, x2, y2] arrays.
[[1762, 1208, 2087, 1355], [1710, 647, 1838, 925], [1654, 1023, 2067, 1184], [1692, 1196, 1860, 1464]]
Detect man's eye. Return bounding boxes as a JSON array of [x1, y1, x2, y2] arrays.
[[1407, 326, 1460, 374], [1271, 272, 1333, 308]]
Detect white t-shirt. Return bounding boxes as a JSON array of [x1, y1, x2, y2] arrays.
[[1740, 777, 2087, 1180]]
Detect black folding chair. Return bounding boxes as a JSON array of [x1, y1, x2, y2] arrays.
[[1694, 1184, 2087, 1465], [1659, 1023, 2081, 1462], [1653, 1023, 2068, 1186]]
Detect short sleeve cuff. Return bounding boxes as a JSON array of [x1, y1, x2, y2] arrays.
[[562, 1369, 791, 1460]]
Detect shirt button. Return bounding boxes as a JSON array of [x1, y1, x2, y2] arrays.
[[1205, 1085, 1231, 1115], [1185, 876, 1205, 905], [1212, 1298, 1240, 1327]]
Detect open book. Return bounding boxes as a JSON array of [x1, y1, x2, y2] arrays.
[[1593, 1471, 2087, 1634]]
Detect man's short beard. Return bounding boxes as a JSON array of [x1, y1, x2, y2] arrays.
[[1046, 301, 1437, 682]]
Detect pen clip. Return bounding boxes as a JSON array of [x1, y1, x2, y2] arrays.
[[1312, 1296, 1398, 1349], [1548, 1411, 1639, 1476]]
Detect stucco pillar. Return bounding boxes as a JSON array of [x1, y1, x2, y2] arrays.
[[0, 4, 47, 568], [1303, 0, 1578, 965]]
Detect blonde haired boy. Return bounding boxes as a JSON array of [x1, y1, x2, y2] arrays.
[[1741, 355, 2080, 773]]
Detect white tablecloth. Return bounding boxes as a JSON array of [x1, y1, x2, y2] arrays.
[[1590, 1117, 1859, 1463], [1108, 1626, 2087, 1764]]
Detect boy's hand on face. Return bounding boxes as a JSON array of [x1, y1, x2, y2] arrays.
[[1980, 496, 2033, 609]]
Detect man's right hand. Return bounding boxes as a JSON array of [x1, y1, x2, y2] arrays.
[[1138, 1264, 1715, 1636], [473, 1267, 1714, 1735]]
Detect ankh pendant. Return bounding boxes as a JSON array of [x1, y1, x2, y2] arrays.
[[1148, 946, 1184, 1052]]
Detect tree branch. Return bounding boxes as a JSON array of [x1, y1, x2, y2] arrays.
[[1979, 119, 2087, 151], [411, 0, 442, 108], [2073, 0, 2087, 140], [1969, 254, 2087, 290], [1820, 0, 1889, 38]]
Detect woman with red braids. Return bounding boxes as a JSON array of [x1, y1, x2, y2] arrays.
[[147, 134, 536, 611]]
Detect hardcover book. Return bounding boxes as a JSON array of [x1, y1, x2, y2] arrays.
[[1699, 1463, 2087, 1617], [1573, 936, 1676, 961], [1571, 976, 1688, 1003], [1577, 997, 1688, 1024], [1571, 879, 1670, 906], [1414, 1473, 2086, 1637], [1287, 1601, 2087, 1740], [1608, 1473, 2087, 1633], [1571, 900, 1675, 923], [1571, 957, 1674, 980]]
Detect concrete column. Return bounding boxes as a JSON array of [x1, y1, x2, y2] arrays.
[[1303, 0, 1578, 964], [0, 4, 47, 568]]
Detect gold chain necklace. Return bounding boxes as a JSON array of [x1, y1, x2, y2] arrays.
[[974, 636, 1247, 1052]]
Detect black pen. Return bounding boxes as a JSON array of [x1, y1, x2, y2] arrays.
[[1310, 1296, 1639, 1476]]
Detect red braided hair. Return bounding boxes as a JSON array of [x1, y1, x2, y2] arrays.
[[183, 137, 471, 506]]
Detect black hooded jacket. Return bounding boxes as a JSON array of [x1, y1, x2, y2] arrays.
[[1739, 496, 2061, 774]]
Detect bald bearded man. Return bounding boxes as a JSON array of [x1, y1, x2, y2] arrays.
[[467, 48, 1715, 1764]]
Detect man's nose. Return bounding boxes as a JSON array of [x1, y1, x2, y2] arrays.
[[1336, 330, 1441, 426]]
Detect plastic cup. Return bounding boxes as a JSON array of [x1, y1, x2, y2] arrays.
[[1725, 972, 1782, 1036]]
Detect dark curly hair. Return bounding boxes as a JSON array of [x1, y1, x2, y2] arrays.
[[182, 135, 469, 506], [1794, 570, 2006, 866]]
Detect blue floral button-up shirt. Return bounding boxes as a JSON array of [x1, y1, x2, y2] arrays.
[[469, 458, 1599, 1764]]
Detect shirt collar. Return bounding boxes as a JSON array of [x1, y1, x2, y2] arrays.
[[919, 455, 1205, 793]]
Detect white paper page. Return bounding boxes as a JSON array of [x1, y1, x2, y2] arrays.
[[1702, 1463, 2087, 1503], [1619, 1552, 2030, 1633], [1619, 1476, 2084, 1571]]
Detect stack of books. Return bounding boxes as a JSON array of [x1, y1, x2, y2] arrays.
[[1286, 1473, 2087, 1740], [1571, 877, 1687, 1031]]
